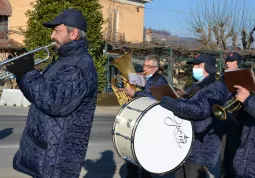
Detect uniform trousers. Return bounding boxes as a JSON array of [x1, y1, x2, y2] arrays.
[[175, 162, 215, 178], [126, 162, 152, 178]]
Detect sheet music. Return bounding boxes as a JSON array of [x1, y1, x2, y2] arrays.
[[224, 68, 255, 92], [225, 68, 242, 72], [128, 73, 146, 87]]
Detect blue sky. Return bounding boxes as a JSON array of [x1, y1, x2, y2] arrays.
[[144, 0, 255, 38], [144, 0, 194, 37]]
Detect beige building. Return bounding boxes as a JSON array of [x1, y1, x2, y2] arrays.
[[0, 0, 152, 47], [99, 0, 152, 43]]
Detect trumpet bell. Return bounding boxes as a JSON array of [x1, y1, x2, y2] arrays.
[[212, 104, 227, 120], [212, 98, 242, 120]]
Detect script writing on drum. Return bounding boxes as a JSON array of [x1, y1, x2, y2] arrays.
[[164, 117, 189, 148]]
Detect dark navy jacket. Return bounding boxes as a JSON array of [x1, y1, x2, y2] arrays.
[[218, 72, 246, 177], [233, 95, 255, 178], [134, 72, 168, 98], [13, 39, 98, 178], [160, 74, 228, 167]]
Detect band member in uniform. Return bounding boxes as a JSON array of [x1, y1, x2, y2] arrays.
[[121, 54, 168, 99], [220, 53, 245, 178], [160, 53, 229, 178], [232, 85, 255, 178], [225, 52, 242, 70], [6, 9, 98, 178], [121, 54, 168, 178]]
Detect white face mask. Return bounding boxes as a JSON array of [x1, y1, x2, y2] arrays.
[[192, 68, 204, 81], [145, 74, 153, 80]]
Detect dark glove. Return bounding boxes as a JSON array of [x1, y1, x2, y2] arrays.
[[6, 48, 35, 78], [160, 96, 179, 112]]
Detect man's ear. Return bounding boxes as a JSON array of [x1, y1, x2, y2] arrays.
[[154, 66, 159, 73], [235, 61, 239, 67], [70, 28, 79, 40], [203, 67, 209, 76]]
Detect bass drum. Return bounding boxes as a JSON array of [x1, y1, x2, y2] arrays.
[[112, 97, 194, 175]]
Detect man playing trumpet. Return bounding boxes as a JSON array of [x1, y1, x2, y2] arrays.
[[6, 9, 98, 178], [220, 53, 245, 178], [232, 85, 255, 178]]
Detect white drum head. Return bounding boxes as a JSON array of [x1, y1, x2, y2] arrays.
[[133, 105, 193, 174]]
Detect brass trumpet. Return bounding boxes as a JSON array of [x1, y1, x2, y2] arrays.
[[212, 98, 242, 120], [0, 42, 56, 79]]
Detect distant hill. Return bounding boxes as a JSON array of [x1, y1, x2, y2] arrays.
[[144, 27, 201, 49]]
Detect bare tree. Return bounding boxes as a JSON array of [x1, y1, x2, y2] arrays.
[[182, 0, 255, 50]]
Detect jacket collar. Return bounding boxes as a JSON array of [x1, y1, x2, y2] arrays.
[[56, 39, 88, 57], [183, 73, 216, 99], [197, 73, 216, 88]]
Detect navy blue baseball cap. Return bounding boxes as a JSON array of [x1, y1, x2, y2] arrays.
[[42, 9, 87, 32], [225, 53, 242, 63], [186, 53, 216, 66], [187, 53, 217, 74]]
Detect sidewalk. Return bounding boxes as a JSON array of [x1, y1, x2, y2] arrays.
[[0, 105, 121, 116], [95, 106, 120, 116]]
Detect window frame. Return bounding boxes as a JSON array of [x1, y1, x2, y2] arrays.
[[0, 15, 8, 40]]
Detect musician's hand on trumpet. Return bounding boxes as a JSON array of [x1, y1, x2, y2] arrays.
[[234, 85, 250, 103], [6, 48, 35, 79]]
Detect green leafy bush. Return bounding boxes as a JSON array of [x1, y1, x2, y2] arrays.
[[24, 0, 106, 92]]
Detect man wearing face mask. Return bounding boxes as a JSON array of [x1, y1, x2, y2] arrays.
[[160, 53, 229, 178], [121, 54, 168, 99], [122, 54, 167, 178]]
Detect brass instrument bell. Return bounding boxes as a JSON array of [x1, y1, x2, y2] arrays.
[[212, 98, 242, 120], [110, 53, 140, 106]]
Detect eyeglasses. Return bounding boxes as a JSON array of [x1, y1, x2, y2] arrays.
[[143, 64, 156, 68]]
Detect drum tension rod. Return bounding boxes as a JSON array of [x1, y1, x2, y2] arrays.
[[112, 130, 133, 141]]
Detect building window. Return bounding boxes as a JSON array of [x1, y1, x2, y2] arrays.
[[0, 16, 8, 40]]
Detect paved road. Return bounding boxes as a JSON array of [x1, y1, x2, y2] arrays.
[[0, 106, 124, 178], [0, 106, 175, 178]]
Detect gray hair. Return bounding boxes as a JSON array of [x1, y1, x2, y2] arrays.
[[145, 54, 159, 67], [66, 25, 86, 39]]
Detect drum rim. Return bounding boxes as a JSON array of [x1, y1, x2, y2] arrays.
[[112, 96, 142, 163], [131, 100, 195, 175], [130, 97, 159, 168]]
